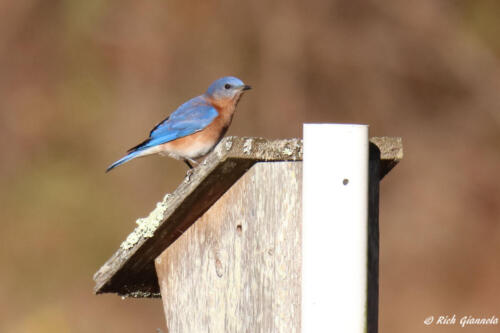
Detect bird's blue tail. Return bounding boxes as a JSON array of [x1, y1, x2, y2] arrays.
[[106, 150, 142, 173]]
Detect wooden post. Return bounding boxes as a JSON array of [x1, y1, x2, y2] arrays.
[[155, 162, 302, 332]]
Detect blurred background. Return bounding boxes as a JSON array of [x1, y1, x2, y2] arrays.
[[1, 0, 499, 332]]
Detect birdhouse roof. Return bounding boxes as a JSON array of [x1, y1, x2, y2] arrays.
[[93, 136, 402, 297]]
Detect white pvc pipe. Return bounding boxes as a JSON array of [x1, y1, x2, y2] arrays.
[[302, 124, 369, 332]]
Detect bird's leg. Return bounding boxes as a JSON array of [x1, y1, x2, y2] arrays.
[[184, 158, 199, 169], [184, 158, 200, 180]]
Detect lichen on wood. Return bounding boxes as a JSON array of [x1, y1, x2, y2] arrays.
[[120, 193, 172, 250]]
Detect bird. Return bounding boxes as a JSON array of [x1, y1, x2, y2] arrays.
[[106, 76, 251, 172]]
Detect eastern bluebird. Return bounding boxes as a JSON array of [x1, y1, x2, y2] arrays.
[[106, 76, 251, 172]]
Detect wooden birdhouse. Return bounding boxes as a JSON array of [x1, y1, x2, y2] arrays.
[[94, 125, 403, 332]]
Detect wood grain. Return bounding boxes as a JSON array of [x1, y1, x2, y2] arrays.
[[155, 162, 302, 332]]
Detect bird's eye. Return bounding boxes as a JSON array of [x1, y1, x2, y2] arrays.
[[224, 84, 231, 89]]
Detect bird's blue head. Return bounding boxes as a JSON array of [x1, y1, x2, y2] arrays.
[[205, 76, 251, 100]]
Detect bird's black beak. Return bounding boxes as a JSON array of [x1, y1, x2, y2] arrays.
[[242, 85, 252, 91]]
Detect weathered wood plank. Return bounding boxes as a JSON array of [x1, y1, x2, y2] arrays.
[[93, 136, 402, 297], [370, 137, 403, 179], [155, 162, 302, 332]]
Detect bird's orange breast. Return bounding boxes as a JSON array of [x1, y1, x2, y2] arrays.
[[160, 96, 237, 160]]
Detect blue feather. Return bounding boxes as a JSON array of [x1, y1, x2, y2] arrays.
[[106, 96, 219, 172], [106, 150, 143, 173]]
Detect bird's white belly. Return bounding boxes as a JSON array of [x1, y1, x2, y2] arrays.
[[160, 138, 217, 160]]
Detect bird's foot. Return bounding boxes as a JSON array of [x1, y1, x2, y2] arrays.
[[184, 168, 194, 183]]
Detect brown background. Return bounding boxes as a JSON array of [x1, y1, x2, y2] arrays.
[[1, 1, 499, 332]]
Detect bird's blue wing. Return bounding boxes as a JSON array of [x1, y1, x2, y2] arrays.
[[133, 96, 218, 151], [107, 96, 218, 172]]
